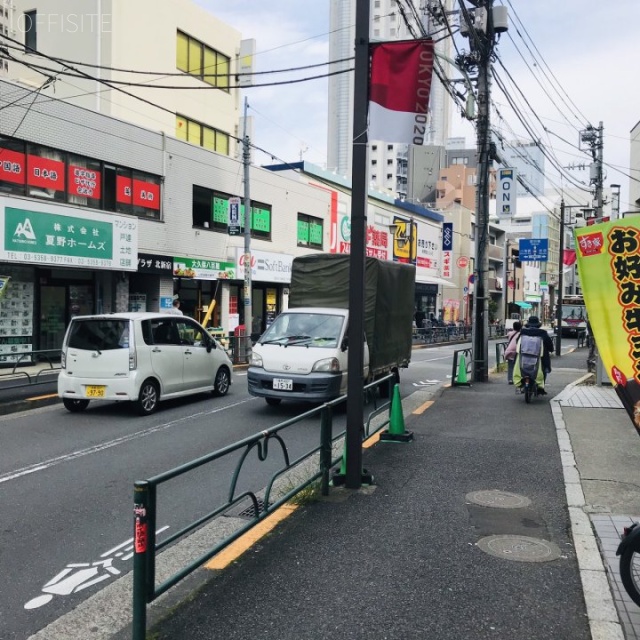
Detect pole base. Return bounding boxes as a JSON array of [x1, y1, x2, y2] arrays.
[[331, 469, 374, 487], [379, 429, 414, 443]]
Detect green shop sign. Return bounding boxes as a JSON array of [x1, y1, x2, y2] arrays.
[[2, 205, 138, 270], [173, 257, 236, 280], [212, 197, 270, 232]]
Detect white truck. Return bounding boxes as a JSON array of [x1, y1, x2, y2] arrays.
[[247, 253, 415, 405]]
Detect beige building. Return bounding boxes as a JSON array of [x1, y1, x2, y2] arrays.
[[7, 0, 243, 157]]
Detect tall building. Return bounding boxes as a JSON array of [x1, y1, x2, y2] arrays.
[[6, 0, 243, 157], [327, 0, 454, 195]]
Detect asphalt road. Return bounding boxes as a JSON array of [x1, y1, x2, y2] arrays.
[[0, 337, 576, 639]]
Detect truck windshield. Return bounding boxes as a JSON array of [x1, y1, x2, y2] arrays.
[[259, 313, 344, 348]]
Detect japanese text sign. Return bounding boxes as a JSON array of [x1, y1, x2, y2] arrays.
[[575, 219, 640, 434], [0, 199, 138, 270], [519, 238, 548, 261]]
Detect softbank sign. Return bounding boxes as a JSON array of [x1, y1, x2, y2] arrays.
[[235, 248, 293, 284], [368, 39, 434, 145], [496, 168, 517, 216], [14, 12, 112, 34]]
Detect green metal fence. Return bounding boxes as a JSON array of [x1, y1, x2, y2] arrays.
[[131, 374, 396, 639]]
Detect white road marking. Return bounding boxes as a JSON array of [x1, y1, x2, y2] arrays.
[[24, 526, 170, 609], [411, 355, 452, 363], [0, 399, 255, 485]]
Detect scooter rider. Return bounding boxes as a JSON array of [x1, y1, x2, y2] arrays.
[[520, 316, 555, 382]]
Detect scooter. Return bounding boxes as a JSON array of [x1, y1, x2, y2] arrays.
[[617, 522, 640, 606]]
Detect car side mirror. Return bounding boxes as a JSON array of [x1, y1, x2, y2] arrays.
[[341, 337, 348, 352], [206, 340, 214, 353]]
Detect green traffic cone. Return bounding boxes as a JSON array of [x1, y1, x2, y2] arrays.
[[455, 354, 470, 386], [380, 383, 413, 442]]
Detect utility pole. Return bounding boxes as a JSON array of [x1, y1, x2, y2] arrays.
[[344, 0, 370, 490], [459, 0, 504, 382], [555, 199, 565, 357], [595, 122, 604, 218], [242, 97, 252, 361]]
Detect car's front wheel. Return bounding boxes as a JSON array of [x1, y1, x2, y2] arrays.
[[213, 367, 230, 396], [63, 398, 89, 413], [136, 380, 159, 415]]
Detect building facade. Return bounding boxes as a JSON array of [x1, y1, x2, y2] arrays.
[[0, 81, 454, 364], [8, 0, 243, 157]]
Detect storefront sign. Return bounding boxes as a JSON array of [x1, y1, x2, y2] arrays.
[[173, 257, 235, 280], [496, 168, 517, 216], [68, 164, 101, 199], [27, 154, 65, 192], [116, 176, 161, 210], [235, 248, 292, 283], [137, 252, 174, 275], [0, 149, 25, 185], [0, 198, 138, 270], [442, 222, 453, 278], [228, 197, 241, 236], [336, 215, 389, 260]]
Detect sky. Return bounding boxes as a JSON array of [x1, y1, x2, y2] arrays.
[[200, 0, 639, 212]]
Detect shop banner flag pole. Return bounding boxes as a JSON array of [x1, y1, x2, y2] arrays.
[[575, 219, 640, 435], [368, 39, 434, 145]]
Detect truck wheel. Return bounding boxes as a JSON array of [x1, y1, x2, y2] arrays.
[[266, 397, 281, 406]]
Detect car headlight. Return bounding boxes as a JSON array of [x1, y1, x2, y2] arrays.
[[251, 352, 263, 367], [312, 357, 340, 372]]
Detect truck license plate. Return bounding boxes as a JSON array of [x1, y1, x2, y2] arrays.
[[85, 385, 106, 397], [273, 378, 293, 391]]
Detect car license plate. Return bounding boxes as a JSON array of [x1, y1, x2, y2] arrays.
[[273, 378, 293, 391], [85, 385, 106, 398]]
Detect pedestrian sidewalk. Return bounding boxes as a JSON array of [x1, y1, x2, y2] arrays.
[[140, 349, 640, 640]]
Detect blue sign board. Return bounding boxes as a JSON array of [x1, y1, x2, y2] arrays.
[[160, 296, 173, 309], [519, 238, 548, 261], [442, 222, 453, 251]]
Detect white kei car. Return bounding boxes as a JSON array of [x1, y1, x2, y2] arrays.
[[58, 312, 233, 415]]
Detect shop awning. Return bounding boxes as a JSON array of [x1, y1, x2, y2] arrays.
[[515, 301, 532, 309]]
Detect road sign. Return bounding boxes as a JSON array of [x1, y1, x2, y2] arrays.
[[457, 256, 469, 268], [519, 238, 548, 261], [228, 197, 241, 236]]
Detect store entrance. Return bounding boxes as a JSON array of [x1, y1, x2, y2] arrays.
[[39, 286, 66, 351]]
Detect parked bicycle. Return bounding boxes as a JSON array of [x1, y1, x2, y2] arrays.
[[617, 522, 640, 606]]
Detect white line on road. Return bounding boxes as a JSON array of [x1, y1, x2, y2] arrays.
[[0, 398, 256, 485], [411, 355, 452, 363]]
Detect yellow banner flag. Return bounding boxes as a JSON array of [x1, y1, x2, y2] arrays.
[[575, 219, 640, 434]]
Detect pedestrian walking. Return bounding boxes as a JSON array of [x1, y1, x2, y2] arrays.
[[504, 320, 522, 384], [165, 296, 183, 316]]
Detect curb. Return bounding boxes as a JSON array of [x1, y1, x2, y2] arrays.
[[550, 377, 625, 640]]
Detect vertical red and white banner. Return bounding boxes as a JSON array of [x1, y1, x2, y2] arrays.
[[368, 39, 434, 145]]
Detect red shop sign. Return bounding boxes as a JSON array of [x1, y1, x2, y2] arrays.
[[27, 154, 65, 191], [68, 164, 101, 200], [133, 179, 160, 210], [116, 175, 160, 210], [0, 148, 26, 184]]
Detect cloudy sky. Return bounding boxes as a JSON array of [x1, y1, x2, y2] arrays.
[[200, 0, 638, 211]]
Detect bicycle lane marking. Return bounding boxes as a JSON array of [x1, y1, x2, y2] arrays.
[[0, 398, 256, 485]]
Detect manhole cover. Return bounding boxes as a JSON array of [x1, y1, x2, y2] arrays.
[[466, 490, 531, 509], [477, 535, 561, 562]]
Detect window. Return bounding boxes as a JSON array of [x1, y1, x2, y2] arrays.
[[192, 185, 271, 240], [24, 10, 36, 51], [26, 144, 65, 202], [297, 213, 323, 250], [176, 115, 230, 156], [371, 159, 377, 166], [176, 30, 230, 90], [67, 154, 102, 208]]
